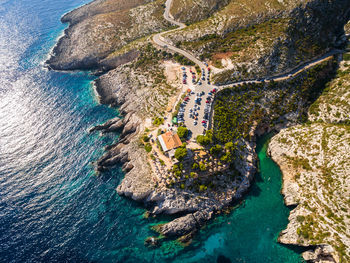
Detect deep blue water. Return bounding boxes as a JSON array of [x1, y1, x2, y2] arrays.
[[0, 0, 304, 262]]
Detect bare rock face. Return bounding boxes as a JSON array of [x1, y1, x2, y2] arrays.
[[302, 245, 339, 263], [156, 209, 213, 237]]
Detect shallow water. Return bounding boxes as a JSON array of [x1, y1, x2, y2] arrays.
[[0, 0, 304, 262]]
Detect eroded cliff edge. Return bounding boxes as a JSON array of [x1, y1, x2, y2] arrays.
[[46, 0, 350, 255]]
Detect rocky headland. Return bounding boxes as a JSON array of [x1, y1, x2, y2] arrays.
[[47, 0, 350, 259]]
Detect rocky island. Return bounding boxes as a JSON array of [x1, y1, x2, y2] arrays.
[[47, 0, 350, 261]]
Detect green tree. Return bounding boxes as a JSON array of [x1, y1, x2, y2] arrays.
[[210, 144, 222, 155], [199, 162, 207, 171], [196, 135, 211, 146], [144, 143, 152, 153], [205, 130, 213, 141], [175, 146, 187, 161], [177, 126, 188, 139], [192, 162, 199, 170], [225, 141, 234, 151]]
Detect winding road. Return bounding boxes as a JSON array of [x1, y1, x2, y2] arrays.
[[153, 0, 342, 138]]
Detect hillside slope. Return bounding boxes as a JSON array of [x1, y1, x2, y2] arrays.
[[47, 0, 170, 70], [166, 0, 350, 82]]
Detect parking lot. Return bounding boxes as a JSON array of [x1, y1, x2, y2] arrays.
[[176, 66, 216, 139]]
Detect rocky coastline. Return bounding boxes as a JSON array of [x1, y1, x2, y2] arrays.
[[46, 0, 350, 257]]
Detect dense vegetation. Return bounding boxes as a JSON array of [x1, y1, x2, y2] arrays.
[[213, 58, 337, 146]]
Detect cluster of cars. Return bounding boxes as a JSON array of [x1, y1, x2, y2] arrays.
[[200, 65, 211, 84], [195, 91, 205, 105], [190, 69, 196, 84], [181, 67, 187, 84], [177, 104, 185, 124], [177, 90, 194, 123], [189, 106, 199, 125]]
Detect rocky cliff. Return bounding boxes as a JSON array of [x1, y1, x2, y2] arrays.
[[268, 53, 350, 263]]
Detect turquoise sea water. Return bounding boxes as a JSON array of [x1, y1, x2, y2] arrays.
[[0, 0, 305, 262]]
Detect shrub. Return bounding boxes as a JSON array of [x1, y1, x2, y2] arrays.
[[153, 117, 164, 126], [297, 215, 305, 223], [199, 185, 207, 192], [192, 163, 199, 170], [144, 143, 152, 153]]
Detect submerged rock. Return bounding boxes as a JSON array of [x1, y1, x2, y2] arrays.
[[144, 236, 160, 247]]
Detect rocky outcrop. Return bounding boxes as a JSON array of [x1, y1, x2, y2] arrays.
[[88, 116, 122, 133], [156, 209, 213, 237]]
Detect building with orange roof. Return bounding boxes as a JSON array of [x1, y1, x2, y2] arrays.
[[157, 131, 182, 152]]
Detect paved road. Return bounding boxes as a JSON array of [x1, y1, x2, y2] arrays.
[[153, 0, 342, 138]]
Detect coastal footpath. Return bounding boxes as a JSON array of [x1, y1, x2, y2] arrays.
[[47, 0, 350, 261]]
